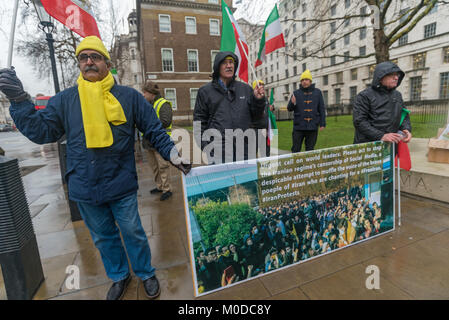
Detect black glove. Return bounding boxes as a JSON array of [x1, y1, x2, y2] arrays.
[[170, 158, 192, 176], [0, 67, 30, 103]]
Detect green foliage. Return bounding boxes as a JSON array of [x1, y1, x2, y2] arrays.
[[192, 201, 263, 249]]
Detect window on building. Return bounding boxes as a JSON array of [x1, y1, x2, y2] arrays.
[[185, 17, 197, 34], [359, 46, 366, 56], [345, 18, 350, 27], [293, 9, 297, 18], [350, 86, 357, 102], [398, 34, 408, 46], [424, 22, 436, 39], [351, 68, 358, 80], [360, 6, 367, 16], [134, 74, 138, 84], [302, 33, 306, 42], [285, 55, 289, 64], [444, 47, 449, 63], [344, 34, 350, 45], [440, 72, 449, 99], [323, 75, 328, 85], [331, 40, 336, 50], [410, 76, 422, 101], [159, 14, 171, 33], [360, 27, 367, 40], [399, 8, 410, 24], [331, 22, 336, 33], [285, 69, 289, 78], [413, 52, 426, 69], [302, 3, 306, 13], [302, 48, 307, 57], [161, 48, 174, 72], [293, 66, 297, 76], [271, 76, 274, 83], [302, 63, 307, 72], [187, 49, 199, 72], [209, 19, 220, 36], [336, 72, 343, 83], [345, 0, 351, 9], [331, 4, 337, 16], [271, 64, 274, 72], [165, 88, 177, 110], [293, 52, 297, 60], [302, 20, 306, 28], [211, 50, 219, 71], [190, 88, 198, 110], [344, 51, 350, 62], [335, 88, 341, 104], [330, 56, 336, 66], [323, 90, 328, 105], [293, 23, 296, 33], [285, 84, 289, 93]]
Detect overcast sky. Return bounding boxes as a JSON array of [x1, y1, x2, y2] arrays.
[[0, 0, 273, 96]]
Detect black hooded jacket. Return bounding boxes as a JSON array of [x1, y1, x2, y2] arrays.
[[193, 51, 266, 163], [353, 62, 412, 144]]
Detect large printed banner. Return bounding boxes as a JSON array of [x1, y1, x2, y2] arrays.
[[182, 142, 394, 297]]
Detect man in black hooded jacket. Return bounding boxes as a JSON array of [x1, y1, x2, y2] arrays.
[[193, 51, 266, 164], [353, 61, 412, 144]]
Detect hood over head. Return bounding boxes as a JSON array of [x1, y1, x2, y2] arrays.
[[212, 51, 239, 80], [371, 61, 405, 90]]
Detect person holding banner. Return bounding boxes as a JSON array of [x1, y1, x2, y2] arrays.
[[193, 51, 266, 164], [288, 69, 326, 153], [0, 36, 191, 300], [352, 61, 412, 145]]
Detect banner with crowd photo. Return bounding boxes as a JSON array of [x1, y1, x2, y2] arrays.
[[182, 141, 395, 297]]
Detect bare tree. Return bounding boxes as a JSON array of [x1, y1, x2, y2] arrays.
[[280, 0, 445, 64]]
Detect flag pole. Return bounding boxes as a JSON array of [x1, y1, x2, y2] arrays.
[[7, 0, 20, 68]]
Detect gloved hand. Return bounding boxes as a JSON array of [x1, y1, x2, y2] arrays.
[[0, 67, 30, 103], [170, 158, 192, 176]]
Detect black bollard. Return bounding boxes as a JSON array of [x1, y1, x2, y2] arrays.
[[0, 157, 44, 300]]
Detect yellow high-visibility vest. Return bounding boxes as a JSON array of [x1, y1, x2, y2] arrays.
[[153, 97, 172, 136]]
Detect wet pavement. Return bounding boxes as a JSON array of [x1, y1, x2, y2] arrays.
[[1, 131, 449, 300]]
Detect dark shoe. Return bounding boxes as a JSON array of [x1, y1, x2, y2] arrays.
[[160, 191, 172, 201], [106, 275, 131, 300], [143, 276, 161, 299], [150, 188, 163, 194]]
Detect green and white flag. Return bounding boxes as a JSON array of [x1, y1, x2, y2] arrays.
[[255, 5, 285, 67]]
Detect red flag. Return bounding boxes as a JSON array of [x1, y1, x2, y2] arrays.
[[40, 0, 101, 39], [395, 141, 412, 171]]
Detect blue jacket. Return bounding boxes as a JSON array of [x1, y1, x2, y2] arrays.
[[10, 85, 175, 205], [287, 84, 326, 131]]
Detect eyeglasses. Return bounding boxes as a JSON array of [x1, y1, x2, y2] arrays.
[[78, 53, 104, 63]]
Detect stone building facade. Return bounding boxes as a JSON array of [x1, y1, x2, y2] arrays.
[[246, 0, 449, 109]]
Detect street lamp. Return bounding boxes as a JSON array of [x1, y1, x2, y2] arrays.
[[32, 0, 60, 94]]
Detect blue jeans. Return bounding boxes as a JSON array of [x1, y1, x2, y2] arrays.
[[77, 193, 155, 282]]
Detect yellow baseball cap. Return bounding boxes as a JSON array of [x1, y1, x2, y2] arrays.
[[75, 36, 111, 60]]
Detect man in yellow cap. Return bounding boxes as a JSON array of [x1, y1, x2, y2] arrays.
[[0, 36, 191, 300], [287, 69, 326, 152]]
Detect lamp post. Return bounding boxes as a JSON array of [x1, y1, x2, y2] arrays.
[[32, 0, 60, 94], [32, 0, 82, 221]]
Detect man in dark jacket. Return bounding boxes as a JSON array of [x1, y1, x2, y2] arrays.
[[0, 36, 190, 300], [250, 79, 272, 157], [287, 69, 326, 153], [193, 51, 266, 164], [353, 61, 412, 144]]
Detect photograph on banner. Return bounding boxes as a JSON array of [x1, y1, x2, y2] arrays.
[[183, 141, 394, 297]]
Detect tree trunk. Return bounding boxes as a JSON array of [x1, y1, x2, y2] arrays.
[[373, 28, 390, 63]]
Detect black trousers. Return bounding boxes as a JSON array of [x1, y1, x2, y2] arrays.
[[292, 130, 318, 153]]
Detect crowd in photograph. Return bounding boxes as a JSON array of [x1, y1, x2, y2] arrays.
[[195, 185, 387, 293]]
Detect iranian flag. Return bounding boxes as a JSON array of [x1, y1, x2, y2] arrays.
[[220, 0, 248, 83], [39, 0, 101, 39], [255, 5, 285, 67]]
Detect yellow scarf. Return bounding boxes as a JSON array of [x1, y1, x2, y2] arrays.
[[77, 72, 127, 148]]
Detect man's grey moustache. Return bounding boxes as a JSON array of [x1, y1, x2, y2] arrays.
[[84, 66, 99, 72]]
